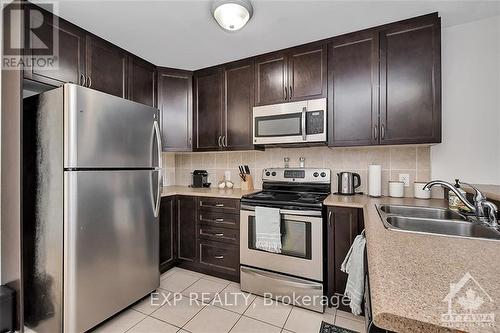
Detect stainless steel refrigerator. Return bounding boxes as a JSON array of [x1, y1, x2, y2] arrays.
[[23, 84, 162, 333]]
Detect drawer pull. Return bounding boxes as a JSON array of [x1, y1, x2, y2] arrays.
[[214, 255, 224, 259], [215, 203, 224, 207], [214, 233, 224, 237], [215, 218, 224, 222]]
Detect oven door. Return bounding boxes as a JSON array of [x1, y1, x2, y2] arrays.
[[253, 98, 326, 145], [240, 207, 323, 281]]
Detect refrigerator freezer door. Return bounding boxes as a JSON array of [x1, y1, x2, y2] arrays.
[[64, 84, 160, 168], [64, 170, 160, 333]]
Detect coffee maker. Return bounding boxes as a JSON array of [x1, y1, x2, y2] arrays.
[[192, 170, 210, 188]]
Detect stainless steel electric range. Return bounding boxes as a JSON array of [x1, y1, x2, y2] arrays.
[[240, 168, 331, 313]]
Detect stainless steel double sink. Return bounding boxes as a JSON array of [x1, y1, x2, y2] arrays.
[[377, 204, 500, 241]]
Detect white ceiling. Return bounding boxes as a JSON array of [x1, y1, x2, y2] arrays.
[[42, 0, 500, 70]]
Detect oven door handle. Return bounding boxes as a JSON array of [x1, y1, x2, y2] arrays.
[[241, 266, 322, 290], [240, 205, 322, 217]]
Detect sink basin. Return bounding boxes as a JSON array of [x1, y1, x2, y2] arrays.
[[379, 204, 467, 220], [376, 204, 500, 241], [385, 216, 500, 240]]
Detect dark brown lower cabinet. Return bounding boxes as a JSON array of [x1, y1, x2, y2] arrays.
[[326, 206, 364, 311], [159, 197, 177, 273], [172, 195, 240, 282], [177, 196, 198, 262]]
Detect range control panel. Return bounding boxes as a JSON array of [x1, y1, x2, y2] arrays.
[[262, 168, 331, 183]]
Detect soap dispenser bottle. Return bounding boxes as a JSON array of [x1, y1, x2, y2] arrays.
[[448, 179, 468, 211]]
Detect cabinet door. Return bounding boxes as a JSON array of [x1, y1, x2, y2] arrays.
[[288, 44, 327, 102], [128, 56, 155, 107], [224, 60, 254, 150], [326, 207, 363, 305], [193, 68, 223, 151], [160, 196, 176, 273], [379, 15, 441, 144], [254, 52, 288, 106], [86, 35, 127, 98], [177, 196, 198, 262], [24, 6, 85, 86], [158, 68, 193, 151], [328, 32, 379, 147]]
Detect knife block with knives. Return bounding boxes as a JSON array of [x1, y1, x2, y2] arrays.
[[239, 165, 254, 191]]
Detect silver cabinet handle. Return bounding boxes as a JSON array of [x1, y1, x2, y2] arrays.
[[328, 211, 333, 228], [289, 86, 293, 99], [215, 218, 224, 222], [223, 135, 227, 148], [285, 85, 288, 100], [215, 203, 224, 207], [80, 73, 85, 86], [87, 76, 92, 88], [214, 255, 224, 259], [381, 125, 385, 140], [218, 135, 222, 147], [301, 106, 307, 141], [214, 233, 224, 237], [374, 125, 378, 140]]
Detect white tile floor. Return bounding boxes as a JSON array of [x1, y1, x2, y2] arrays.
[[90, 267, 366, 333]]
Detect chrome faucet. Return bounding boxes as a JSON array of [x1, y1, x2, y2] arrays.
[[423, 180, 498, 228]]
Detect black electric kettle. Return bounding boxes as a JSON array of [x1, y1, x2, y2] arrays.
[[337, 172, 361, 195]]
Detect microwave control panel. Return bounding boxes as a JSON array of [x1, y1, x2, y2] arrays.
[[306, 110, 324, 135]]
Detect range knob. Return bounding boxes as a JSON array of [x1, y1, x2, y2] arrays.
[[271, 171, 276, 176], [265, 171, 271, 176], [320, 172, 326, 177], [313, 172, 319, 177]]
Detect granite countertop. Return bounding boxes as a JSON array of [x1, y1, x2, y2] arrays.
[[463, 184, 500, 202], [161, 185, 258, 199], [324, 194, 500, 333]]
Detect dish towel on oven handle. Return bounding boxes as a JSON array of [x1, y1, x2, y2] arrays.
[[340, 230, 366, 315], [254, 206, 282, 253]]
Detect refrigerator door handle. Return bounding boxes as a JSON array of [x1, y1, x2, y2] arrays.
[[153, 121, 163, 218]]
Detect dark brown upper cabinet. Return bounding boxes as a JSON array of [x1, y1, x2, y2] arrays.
[[254, 44, 326, 106], [223, 60, 254, 150], [328, 31, 379, 147], [85, 35, 128, 98], [254, 52, 288, 106], [128, 56, 156, 107], [379, 15, 441, 145], [23, 5, 86, 87], [288, 44, 327, 102], [193, 67, 224, 151], [158, 68, 193, 152]]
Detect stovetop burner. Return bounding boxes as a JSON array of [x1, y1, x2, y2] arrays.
[[241, 190, 330, 209]]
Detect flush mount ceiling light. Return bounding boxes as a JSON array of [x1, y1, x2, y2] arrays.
[[211, 0, 253, 32]]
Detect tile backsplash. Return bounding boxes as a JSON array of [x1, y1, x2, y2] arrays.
[[162, 145, 441, 198]]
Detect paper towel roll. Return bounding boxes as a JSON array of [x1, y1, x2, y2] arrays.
[[368, 165, 382, 197]]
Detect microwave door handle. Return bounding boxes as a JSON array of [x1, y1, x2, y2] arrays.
[[301, 107, 307, 141]]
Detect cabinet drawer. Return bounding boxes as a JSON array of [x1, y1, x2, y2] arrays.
[[199, 211, 239, 229], [199, 241, 239, 273], [199, 197, 240, 213], [199, 225, 239, 244]]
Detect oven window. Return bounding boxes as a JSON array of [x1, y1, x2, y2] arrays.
[[255, 112, 302, 137], [248, 216, 312, 259]]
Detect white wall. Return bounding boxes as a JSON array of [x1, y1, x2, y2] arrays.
[[431, 15, 500, 185]]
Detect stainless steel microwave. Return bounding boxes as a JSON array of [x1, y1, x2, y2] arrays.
[[253, 98, 327, 145]]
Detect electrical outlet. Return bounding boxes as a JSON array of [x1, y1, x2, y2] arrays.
[[224, 170, 231, 181], [399, 173, 410, 187]]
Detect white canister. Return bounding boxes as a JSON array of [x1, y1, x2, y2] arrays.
[[414, 182, 431, 199], [389, 181, 404, 198]]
